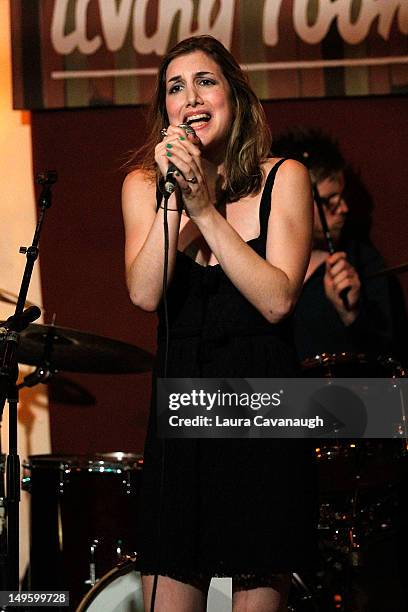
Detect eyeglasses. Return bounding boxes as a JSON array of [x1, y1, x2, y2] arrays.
[[313, 185, 345, 215]]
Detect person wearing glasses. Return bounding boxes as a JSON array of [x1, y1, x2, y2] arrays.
[[272, 127, 408, 610], [272, 127, 396, 364]]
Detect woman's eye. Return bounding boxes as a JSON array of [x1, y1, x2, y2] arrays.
[[168, 83, 183, 94], [168, 79, 216, 94]]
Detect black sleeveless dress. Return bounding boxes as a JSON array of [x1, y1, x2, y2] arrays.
[[138, 160, 317, 578]]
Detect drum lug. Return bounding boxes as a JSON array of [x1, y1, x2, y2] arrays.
[[0, 498, 5, 536], [84, 539, 100, 587], [122, 471, 132, 495], [115, 539, 123, 562]]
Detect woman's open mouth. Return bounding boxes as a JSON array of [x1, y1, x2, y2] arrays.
[[183, 113, 211, 130]]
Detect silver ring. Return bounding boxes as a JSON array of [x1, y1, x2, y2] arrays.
[[186, 176, 198, 183], [160, 128, 168, 138]]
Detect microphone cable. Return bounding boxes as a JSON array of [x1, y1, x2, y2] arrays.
[[150, 189, 172, 612], [150, 124, 195, 611]]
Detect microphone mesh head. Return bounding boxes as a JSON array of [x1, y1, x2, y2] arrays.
[[178, 123, 197, 137]]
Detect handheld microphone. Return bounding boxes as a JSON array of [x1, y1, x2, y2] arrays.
[[163, 123, 197, 196], [164, 163, 178, 196]]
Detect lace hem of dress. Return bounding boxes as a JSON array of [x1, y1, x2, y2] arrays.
[[140, 569, 291, 592]]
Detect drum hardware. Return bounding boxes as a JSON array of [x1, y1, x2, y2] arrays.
[[393, 376, 408, 452], [15, 323, 97, 406], [0, 456, 5, 543], [0, 498, 5, 536], [115, 539, 124, 561], [309, 474, 405, 611], [84, 539, 100, 587], [299, 351, 408, 610], [290, 573, 319, 611], [0, 199, 152, 592], [16, 363, 96, 406], [0, 473, 6, 592]]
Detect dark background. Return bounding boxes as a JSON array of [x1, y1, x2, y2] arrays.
[[30, 95, 408, 455]]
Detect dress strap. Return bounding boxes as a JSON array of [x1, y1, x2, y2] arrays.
[[259, 158, 287, 239]]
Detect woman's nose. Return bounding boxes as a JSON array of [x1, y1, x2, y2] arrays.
[[185, 84, 203, 107]]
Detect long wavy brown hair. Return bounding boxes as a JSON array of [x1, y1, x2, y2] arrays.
[[128, 35, 272, 202]]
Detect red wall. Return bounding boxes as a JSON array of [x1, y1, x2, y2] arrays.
[[31, 95, 408, 454]]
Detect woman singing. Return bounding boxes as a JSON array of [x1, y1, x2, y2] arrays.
[[122, 35, 315, 612]]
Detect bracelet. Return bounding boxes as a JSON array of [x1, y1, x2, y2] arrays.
[[159, 204, 180, 211]]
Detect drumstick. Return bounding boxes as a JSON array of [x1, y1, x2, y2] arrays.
[[312, 184, 350, 311], [367, 261, 408, 279]]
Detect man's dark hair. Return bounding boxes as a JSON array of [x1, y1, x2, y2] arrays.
[[271, 127, 345, 183]]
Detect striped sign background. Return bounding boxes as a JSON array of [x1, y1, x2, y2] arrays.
[[10, 0, 408, 109]]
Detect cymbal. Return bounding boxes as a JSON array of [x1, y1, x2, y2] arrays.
[[17, 324, 154, 374]]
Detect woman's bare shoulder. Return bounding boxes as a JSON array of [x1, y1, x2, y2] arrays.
[[263, 157, 312, 212], [263, 156, 308, 177], [122, 168, 158, 220], [122, 167, 156, 193]]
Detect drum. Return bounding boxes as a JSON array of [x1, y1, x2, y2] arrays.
[[301, 351, 406, 379], [301, 352, 407, 491], [301, 352, 408, 608], [76, 558, 143, 612], [23, 453, 143, 609], [76, 559, 233, 612]]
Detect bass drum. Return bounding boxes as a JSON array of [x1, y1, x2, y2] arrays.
[[76, 559, 232, 612], [76, 559, 143, 612]]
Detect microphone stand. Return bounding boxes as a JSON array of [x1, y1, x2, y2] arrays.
[[0, 171, 56, 591]]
